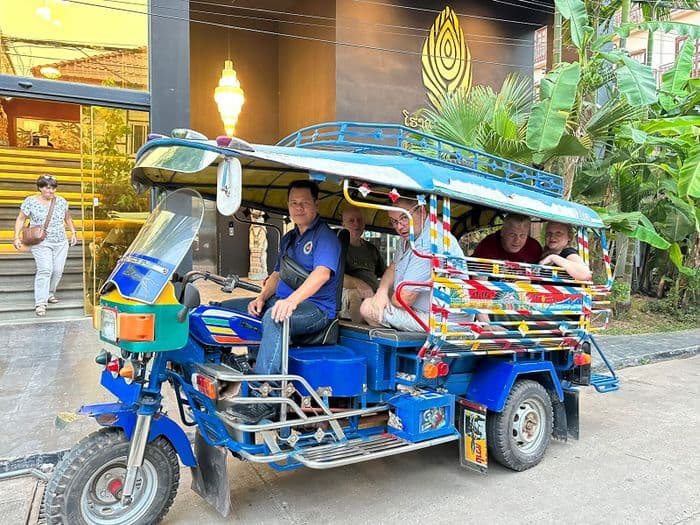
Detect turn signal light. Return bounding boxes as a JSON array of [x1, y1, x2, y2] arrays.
[[118, 313, 155, 342], [119, 362, 135, 380], [106, 357, 121, 377], [423, 362, 438, 379], [192, 373, 218, 400], [574, 352, 591, 366]]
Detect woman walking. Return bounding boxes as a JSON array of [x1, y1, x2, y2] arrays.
[[13, 175, 77, 316]]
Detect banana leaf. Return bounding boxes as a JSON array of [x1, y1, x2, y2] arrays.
[[600, 210, 670, 249], [607, 53, 657, 107], [555, 0, 592, 49], [678, 144, 700, 199], [638, 116, 700, 135], [526, 62, 581, 152], [669, 242, 697, 276], [661, 39, 695, 97]]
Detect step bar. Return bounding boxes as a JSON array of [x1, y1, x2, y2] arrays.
[[235, 431, 459, 469], [293, 432, 458, 469], [589, 335, 620, 393]]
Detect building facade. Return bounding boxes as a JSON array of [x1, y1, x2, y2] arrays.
[[0, 0, 551, 321]]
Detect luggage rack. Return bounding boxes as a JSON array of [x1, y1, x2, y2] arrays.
[[277, 122, 564, 198]]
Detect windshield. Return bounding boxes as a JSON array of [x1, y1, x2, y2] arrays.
[[102, 188, 205, 304]]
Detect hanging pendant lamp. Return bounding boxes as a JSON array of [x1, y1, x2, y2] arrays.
[[214, 59, 245, 136]]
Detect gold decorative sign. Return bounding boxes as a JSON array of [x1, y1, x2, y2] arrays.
[[421, 6, 472, 109]]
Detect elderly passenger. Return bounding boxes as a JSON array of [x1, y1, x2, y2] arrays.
[[473, 213, 542, 263], [360, 198, 463, 332], [340, 207, 385, 323]]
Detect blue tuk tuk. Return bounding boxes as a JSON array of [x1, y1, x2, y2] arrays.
[[43, 123, 619, 524]]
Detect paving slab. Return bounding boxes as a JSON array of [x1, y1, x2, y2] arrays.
[[0, 474, 43, 525]]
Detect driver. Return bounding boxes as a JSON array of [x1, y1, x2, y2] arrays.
[[225, 179, 341, 423]]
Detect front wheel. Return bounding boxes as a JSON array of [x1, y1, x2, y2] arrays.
[[44, 428, 180, 525], [486, 379, 553, 471]]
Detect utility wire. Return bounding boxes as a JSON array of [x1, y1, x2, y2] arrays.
[[101, 0, 541, 41], [510, 0, 557, 10], [490, 0, 554, 14], [149, 0, 537, 43], [63, 0, 537, 68], [350, 0, 545, 26]]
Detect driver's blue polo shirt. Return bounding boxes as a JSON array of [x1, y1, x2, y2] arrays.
[[274, 216, 341, 318]]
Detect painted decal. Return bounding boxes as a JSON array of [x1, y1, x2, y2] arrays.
[[420, 406, 447, 432], [462, 405, 487, 468]]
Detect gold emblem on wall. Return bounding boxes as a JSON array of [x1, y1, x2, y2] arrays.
[[421, 6, 472, 109]]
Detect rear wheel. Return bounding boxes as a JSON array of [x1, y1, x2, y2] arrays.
[[44, 427, 180, 525], [486, 379, 553, 471]]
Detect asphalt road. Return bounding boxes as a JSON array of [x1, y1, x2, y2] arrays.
[[163, 355, 700, 525]]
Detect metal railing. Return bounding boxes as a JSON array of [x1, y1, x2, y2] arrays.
[[277, 122, 564, 197]]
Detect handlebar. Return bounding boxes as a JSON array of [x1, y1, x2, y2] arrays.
[[180, 271, 262, 294]]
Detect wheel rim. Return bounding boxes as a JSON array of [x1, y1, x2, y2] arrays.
[[510, 398, 546, 454], [80, 457, 159, 524]]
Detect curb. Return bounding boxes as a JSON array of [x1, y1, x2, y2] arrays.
[[592, 344, 699, 373], [0, 451, 67, 475]]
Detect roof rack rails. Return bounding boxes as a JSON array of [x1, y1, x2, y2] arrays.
[[277, 122, 564, 198]]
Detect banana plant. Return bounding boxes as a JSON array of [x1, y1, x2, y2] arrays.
[[522, 0, 660, 199]]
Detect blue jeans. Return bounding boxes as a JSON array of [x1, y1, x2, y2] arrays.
[[222, 296, 329, 375]]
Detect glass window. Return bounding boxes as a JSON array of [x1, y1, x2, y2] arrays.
[[0, 0, 148, 91]]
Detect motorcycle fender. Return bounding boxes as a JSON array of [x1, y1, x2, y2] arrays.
[[190, 429, 232, 517], [78, 403, 196, 466], [465, 360, 564, 412]]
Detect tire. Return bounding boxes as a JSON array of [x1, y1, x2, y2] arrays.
[[486, 379, 553, 471], [43, 427, 180, 525]]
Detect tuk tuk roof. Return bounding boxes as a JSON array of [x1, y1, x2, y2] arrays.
[[131, 123, 604, 234]]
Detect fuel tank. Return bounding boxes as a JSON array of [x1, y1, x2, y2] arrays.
[[189, 305, 262, 347]]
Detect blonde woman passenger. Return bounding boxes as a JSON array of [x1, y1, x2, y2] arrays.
[[540, 221, 592, 281]]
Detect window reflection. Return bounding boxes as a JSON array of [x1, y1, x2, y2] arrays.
[[0, 0, 148, 91]]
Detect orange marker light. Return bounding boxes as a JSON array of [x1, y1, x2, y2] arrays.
[[574, 352, 592, 366], [423, 362, 438, 379], [192, 373, 218, 400], [119, 362, 135, 380], [118, 313, 155, 342]]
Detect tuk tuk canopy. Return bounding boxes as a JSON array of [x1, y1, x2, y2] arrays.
[[131, 123, 604, 237]]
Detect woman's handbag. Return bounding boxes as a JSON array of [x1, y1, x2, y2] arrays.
[[21, 198, 56, 246]]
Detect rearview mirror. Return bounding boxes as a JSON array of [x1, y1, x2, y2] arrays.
[[177, 283, 201, 323], [217, 157, 242, 216]]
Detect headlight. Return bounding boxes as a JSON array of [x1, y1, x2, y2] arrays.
[[101, 308, 118, 342]]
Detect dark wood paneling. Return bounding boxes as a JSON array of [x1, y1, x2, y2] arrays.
[[2, 98, 80, 146], [189, 14, 279, 144], [277, 1, 336, 140], [335, 0, 551, 122]]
